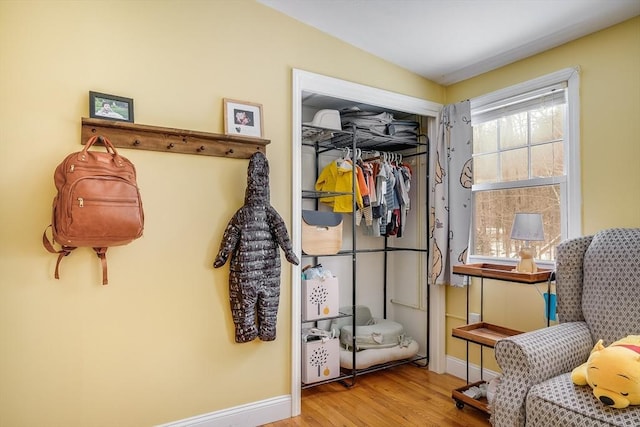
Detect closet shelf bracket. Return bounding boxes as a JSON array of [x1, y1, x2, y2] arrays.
[[81, 117, 270, 159]]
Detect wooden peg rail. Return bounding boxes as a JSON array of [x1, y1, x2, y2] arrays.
[[81, 117, 270, 159]]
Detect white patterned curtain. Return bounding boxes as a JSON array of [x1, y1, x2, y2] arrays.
[[429, 101, 473, 286]]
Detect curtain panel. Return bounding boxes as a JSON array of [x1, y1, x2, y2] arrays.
[[428, 101, 473, 286]]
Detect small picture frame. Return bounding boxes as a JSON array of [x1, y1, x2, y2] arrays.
[[89, 91, 134, 122], [223, 98, 263, 138]]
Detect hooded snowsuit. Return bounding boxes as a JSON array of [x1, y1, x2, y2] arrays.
[[214, 152, 299, 343]]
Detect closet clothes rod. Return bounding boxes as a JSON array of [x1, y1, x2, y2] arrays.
[[360, 151, 404, 163], [333, 147, 427, 160], [309, 135, 429, 155], [359, 151, 428, 162], [313, 142, 427, 155]]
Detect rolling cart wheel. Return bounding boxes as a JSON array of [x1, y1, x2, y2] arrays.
[[455, 400, 464, 409]]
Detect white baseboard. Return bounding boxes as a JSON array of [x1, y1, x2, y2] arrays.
[[446, 355, 499, 383], [157, 395, 291, 427], [157, 358, 497, 427]]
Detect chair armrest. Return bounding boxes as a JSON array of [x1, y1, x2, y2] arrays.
[[490, 322, 593, 427], [555, 235, 592, 322]]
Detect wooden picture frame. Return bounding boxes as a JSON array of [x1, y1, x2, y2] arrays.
[[89, 91, 134, 122], [223, 98, 263, 138]]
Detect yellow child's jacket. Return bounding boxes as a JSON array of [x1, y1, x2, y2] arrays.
[[315, 160, 363, 212]]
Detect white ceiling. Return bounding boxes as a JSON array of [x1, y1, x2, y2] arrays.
[[258, 0, 640, 85]]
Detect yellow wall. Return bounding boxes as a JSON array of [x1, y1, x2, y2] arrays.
[[445, 16, 640, 372], [0, 1, 441, 426], [1, 0, 638, 424]]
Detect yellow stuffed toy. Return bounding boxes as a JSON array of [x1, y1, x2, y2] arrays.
[[571, 335, 640, 408]]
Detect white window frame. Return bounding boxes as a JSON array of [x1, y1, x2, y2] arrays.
[[468, 67, 581, 268]]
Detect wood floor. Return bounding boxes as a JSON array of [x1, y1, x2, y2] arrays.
[[262, 363, 491, 427]]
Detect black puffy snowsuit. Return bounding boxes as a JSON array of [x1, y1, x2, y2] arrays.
[[214, 152, 299, 343]]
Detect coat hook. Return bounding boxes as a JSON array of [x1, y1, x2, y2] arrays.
[[226, 148, 234, 155], [167, 143, 175, 149], [133, 140, 141, 146], [197, 146, 205, 152]]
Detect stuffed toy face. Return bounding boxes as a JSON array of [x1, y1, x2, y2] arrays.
[[571, 336, 640, 409]]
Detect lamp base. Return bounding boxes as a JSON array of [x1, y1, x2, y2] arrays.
[[513, 246, 539, 273]]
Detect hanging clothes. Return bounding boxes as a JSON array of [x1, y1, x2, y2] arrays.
[[360, 159, 382, 237], [357, 159, 375, 226], [394, 161, 412, 237], [375, 155, 413, 238], [315, 158, 363, 213], [381, 160, 396, 236], [401, 163, 412, 233], [318, 150, 414, 237]]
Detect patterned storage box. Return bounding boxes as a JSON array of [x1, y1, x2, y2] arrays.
[[302, 337, 340, 384], [302, 277, 339, 321]]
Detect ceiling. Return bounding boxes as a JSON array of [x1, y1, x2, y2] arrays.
[[257, 0, 640, 85]]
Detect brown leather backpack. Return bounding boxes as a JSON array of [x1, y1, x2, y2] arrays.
[[43, 135, 144, 285]]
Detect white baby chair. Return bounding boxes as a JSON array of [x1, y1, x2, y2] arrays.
[[330, 305, 418, 369]]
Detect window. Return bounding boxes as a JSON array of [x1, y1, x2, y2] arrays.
[[469, 69, 581, 264]]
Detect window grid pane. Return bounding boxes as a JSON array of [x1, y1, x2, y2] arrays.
[[473, 121, 497, 154], [531, 104, 565, 145], [474, 153, 499, 184], [474, 185, 562, 260], [472, 92, 567, 260], [531, 142, 564, 178], [499, 112, 527, 149], [500, 148, 528, 182]]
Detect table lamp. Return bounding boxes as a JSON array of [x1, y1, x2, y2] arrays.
[[510, 213, 544, 273]]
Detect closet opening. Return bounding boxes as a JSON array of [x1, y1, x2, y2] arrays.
[[291, 70, 444, 416]]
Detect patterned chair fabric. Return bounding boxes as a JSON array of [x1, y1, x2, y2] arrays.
[[491, 228, 640, 427]]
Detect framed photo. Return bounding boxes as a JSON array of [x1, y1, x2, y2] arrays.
[[223, 98, 263, 138], [89, 91, 134, 122]]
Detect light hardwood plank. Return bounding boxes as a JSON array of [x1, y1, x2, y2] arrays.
[[263, 364, 491, 426]]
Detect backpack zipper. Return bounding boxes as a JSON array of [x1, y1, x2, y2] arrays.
[[68, 163, 134, 178], [67, 176, 140, 215], [76, 196, 138, 207]]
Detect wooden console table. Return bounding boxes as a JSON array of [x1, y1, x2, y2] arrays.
[[451, 263, 554, 414]]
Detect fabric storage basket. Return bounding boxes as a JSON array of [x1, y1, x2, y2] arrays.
[[301, 210, 343, 255], [302, 277, 339, 321], [302, 337, 340, 384]]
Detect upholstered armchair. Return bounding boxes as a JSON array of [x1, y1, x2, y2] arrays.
[[491, 228, 640, 427]]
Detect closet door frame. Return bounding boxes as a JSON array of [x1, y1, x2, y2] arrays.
[[291, 69, 444, 415]]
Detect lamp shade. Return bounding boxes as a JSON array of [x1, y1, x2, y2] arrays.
[[510, 213, 545, 241]]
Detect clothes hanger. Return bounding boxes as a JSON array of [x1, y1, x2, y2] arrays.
[[339, 147, 353, 169]]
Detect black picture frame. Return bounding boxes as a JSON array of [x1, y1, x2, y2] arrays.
[[89, 91, 134, 122]]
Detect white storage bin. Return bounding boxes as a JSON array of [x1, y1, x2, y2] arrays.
[[301, 337, 340, 384], [302, 277, 339, 321]]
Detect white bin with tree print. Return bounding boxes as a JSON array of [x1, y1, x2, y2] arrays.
[[301, 337, 340, 384], [302, 277, 338, 321]]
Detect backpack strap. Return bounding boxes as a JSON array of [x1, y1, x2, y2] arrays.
[[82, 135, 126, 168], [93, 247, 109, 285], [42, 226, 76, 280], [43, 227, 110, 285]]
